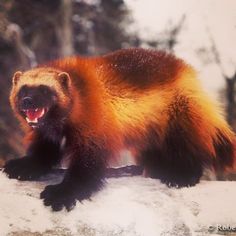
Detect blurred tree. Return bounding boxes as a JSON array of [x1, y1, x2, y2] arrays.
[[208, 34, 236, 130], [140, 15, 186, 52], [59, 0, 74, 56], [73, 0, 137, 55]]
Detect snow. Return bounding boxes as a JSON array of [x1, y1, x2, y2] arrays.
[[0, 171, 236, 236]]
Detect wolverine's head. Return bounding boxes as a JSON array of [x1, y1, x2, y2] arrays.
[[10, 68, 73, 129]]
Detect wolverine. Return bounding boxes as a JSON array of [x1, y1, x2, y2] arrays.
[[3, 48, 236, 211]]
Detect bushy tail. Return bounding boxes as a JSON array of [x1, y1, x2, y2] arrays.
[[213, 128, 236, 175]]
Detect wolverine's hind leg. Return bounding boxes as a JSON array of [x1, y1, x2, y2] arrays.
[[141, 123, 209, 187], [141, 93, 235, 187]]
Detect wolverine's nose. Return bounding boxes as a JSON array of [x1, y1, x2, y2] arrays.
[[21, 96, 34, 108]]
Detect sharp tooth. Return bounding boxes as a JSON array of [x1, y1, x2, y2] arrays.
[[26, 117, 38, 124]]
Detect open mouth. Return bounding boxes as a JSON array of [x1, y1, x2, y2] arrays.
[[23, 107, 48, 125]]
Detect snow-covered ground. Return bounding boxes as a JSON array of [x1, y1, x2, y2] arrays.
[[0, 171, 236, 236]]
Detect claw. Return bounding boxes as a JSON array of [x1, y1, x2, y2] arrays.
[[40, 184, 78, 212]]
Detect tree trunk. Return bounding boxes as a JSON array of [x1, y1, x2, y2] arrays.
[[58, 0, 74, 57], [225, 73, 236, 130]]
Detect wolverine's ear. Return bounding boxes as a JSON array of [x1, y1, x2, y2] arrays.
[[12, 71, 22, 85], [58, 72, 71, 89]]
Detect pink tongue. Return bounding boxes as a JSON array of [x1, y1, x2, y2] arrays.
[[26, 108, 44, 121]]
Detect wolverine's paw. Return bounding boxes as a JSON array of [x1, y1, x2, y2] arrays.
[[3, 158, 49, 181], [40, 184, 77, 211], [161, 175, 201, 188]]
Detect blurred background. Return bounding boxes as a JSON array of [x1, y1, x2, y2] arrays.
[[0, 0, 235, 166]]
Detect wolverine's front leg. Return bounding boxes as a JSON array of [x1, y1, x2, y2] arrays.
[[40, 144, 106, 211], [3, 134, 61, 180]]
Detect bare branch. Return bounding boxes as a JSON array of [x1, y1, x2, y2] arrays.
[[206, 26, 226, 77]]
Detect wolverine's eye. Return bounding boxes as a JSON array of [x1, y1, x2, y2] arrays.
[[17, 85, 29, 99]]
